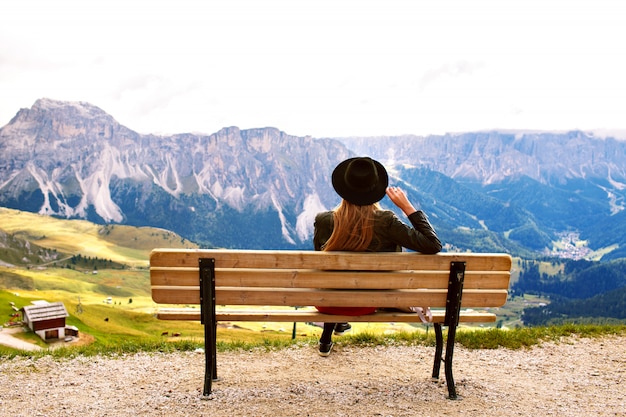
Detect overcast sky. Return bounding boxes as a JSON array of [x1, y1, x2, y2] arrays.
[[1, 0, 625, 138]]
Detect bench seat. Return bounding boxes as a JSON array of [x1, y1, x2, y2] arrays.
[[157, 307, 499, 323]]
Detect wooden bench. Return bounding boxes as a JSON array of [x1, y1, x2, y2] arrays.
[[150, 249, 512, 399]]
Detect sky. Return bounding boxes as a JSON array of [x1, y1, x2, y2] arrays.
[[1, 0, 625, 138]]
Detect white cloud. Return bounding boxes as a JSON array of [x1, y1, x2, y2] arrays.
[[1, 0, 625, 138]]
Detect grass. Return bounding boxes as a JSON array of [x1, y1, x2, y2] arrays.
[[2, 267, 625, 362], [2, 274, 625, 361], [1, 210, 624, 362], [0, 207, 198, 268], [2, 321, 625, 360]]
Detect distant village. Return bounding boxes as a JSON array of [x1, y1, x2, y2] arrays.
[[546, 232, 593, 260]]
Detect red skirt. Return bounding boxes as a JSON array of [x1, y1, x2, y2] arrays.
[[315, 306, 376, 316]]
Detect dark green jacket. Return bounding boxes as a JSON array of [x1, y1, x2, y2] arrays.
[[313, 209, 442, 253]]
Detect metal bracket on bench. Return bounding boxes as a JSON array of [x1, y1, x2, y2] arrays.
[[199, 258, 217, 396], [432, 261, 466, 400]]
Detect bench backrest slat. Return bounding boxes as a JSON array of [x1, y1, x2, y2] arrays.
[[150, 249, 512, 310], [151, 287, 509, 308], [150, 249, 512, 271], [151, 268, 510, 290]]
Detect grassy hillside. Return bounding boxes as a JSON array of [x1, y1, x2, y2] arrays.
[[0, 208, 210, 351], [0, 209, 345, 353], [0, 207, 198, 268], [0, 207, 556, 356], [0, 286, 207, 349]]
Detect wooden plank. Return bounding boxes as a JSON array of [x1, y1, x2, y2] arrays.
[[150, 268, 510, 290], [216, 288, 509, 308], [150, 249, 512, 272], [223, 310, 498, 323], [152, 287, 200, 304], [151, 287, 508, 308], [156, 308, 497, 323], [149, 250, 512, 329]]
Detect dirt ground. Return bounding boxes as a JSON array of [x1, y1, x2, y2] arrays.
[[1, 334, 624, 416]]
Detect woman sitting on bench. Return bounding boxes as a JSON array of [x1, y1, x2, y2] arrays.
[[313, 156, 442, 356]]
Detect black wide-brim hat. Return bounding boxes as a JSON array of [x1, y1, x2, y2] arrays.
[[331, 157, 389, 206]]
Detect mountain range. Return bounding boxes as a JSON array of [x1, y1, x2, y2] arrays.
[[2, 98, 626, 259]]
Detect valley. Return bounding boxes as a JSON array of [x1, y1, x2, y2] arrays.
[[0, 209, 535, 353]]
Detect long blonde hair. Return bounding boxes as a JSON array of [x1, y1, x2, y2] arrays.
[[323, 200, 380, 251]]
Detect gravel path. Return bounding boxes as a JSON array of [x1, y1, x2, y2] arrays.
[[0, 327, 41, 351], [1, 335, 624, 416]]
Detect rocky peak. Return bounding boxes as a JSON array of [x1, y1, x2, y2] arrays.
[[2, 98, 626, 255], [338, 130, 626, 186], [0, 100, 348, 245]]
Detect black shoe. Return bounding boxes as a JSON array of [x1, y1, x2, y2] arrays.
[[318, 341, 334, 357], [334, 323, 352, 336]]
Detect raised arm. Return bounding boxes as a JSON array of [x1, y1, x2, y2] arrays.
[[386, 186, 418, 216]]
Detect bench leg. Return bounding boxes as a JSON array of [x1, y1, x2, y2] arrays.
[[432, 261, 465, 400], [431, 323, 459, 400], [432, 323, 444, 381], [204, 314, 215, 395], [212, 322, 218, 381], [200, 258, 218, 396], [444, 324, 458, 400]]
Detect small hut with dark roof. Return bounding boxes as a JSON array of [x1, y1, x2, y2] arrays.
[[21, 301, 72, 341]]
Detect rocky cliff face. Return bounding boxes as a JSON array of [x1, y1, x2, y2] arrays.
[[0, 99, 350, 247], [2, 98, 626, 256], [338, 131, 626, 186]]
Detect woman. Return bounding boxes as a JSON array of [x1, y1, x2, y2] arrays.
[[313, 157, 442, 356]]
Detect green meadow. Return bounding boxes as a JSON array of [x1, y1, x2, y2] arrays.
[[0, 207, 196, 267], [1, 207, 625, 358]]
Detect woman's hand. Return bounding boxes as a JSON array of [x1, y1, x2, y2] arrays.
[[386, 186, 418, 216]]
